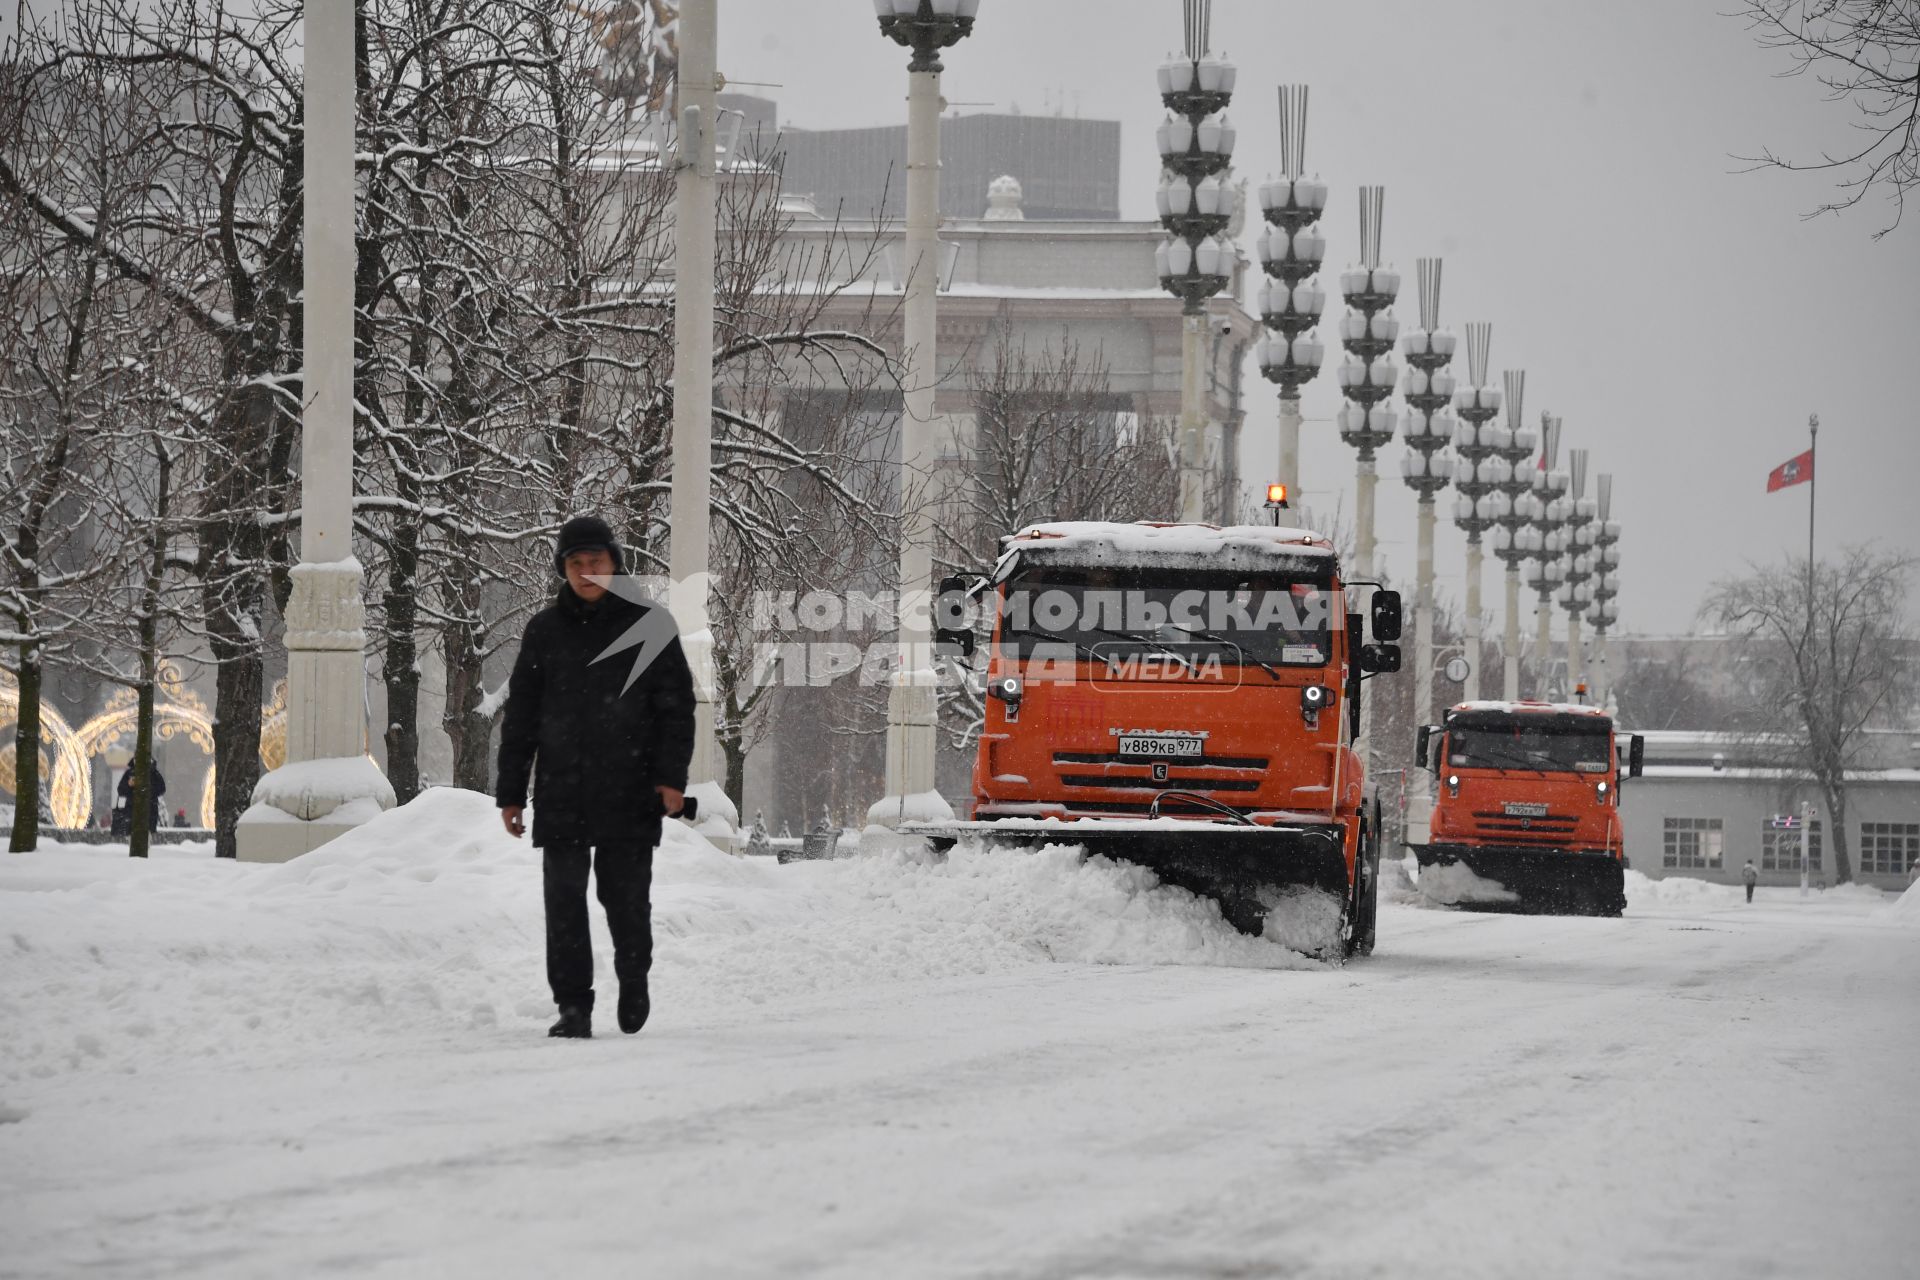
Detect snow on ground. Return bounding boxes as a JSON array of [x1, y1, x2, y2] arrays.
[[2, 790, 1916, 1278]]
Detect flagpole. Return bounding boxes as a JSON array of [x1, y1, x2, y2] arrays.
[[1807, 413, 1818, 617]]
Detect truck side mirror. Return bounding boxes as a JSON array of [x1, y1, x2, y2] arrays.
[[1370, 590, 1402, 642], [1359, 643, 1401, 674], [1415, 724, 1433, 769], [1628, 734, 1645, 778], [933, 575, 976, 659]]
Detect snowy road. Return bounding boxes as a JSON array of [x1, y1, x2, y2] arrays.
[[3, 794, 1916, 1278]]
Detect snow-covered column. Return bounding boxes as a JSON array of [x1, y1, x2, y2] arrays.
[[1178, 314, 1208, 519], [870, 0, 976, 833], [1502, 569, 1522, 700], [236, 0, 395, 861], [1463, 545, 1484, 702], [1399, 257, 1457, 742], [670, 0, 733, 840]]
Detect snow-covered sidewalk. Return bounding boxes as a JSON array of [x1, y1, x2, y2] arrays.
[[2, 790, 1915, 1277]]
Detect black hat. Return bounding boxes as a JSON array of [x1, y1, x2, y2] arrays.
[[553, 514, 624, 575]]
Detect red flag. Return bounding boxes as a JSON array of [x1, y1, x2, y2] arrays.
[[1767, 448, 1814, 492]]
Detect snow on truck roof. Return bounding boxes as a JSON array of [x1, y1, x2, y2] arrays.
[[1447, 699, 1613, 721], [996, 521, 1335, 576]]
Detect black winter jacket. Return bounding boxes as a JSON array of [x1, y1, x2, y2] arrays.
[[495, 585, 697, 848]]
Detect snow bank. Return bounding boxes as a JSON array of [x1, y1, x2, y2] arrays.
[[1623, 869, 1739, 907], [0, 789, 1316, 1084], [1885, 878, 1920, 929]]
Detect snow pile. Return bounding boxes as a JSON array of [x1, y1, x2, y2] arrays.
[[1414, 859, 1520, 906], [1623, 869, 1740, 907], [1885, 878, 1920, 929], [0, 789, 1317, 1083]]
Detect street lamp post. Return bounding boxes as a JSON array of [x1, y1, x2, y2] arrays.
[[1154, 0, 1236, 520], [669, 0, 730, 835], [1559, 448, 1596, 694], [1335, 186, 1399, 583], [1253, 86, 1324, 499], [1488, 370, 1538, 700], [1399, 258, 1456, 733], [1449, 323, 1501, 702], [236, 0, 395, 861], [869, 0, 977, 832], [1588, 474, 1621, 708], [1522, 414, 1569, 697], [1398, 258, 1455, 846]]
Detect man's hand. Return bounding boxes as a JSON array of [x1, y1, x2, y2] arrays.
[[655, 786, 685, 818], [501, 805, 525, 839]]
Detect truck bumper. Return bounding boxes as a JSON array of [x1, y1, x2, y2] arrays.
[[1414, 842, 1626, 917]]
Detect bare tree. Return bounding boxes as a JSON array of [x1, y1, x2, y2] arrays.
[[1737, 0, 1920, 236], [930, 318, 1179, 750], [1705, 546, 1918, 882]]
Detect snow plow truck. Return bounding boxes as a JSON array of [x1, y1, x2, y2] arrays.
[[915, 520, 1404, 958], [1411, 700, 1644, 916]]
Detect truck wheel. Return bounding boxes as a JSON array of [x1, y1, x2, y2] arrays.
[[1347, 814, 1381, 958]]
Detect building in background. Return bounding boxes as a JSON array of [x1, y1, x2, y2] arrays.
[[1619, 726, 1920, 891]]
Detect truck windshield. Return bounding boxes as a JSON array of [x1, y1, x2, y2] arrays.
[[1447, 724, 1612, 774], [999, 568, 1334, 666]]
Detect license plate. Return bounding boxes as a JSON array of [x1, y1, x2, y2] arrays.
[[1502, 801, 1549, 818], [1118, 734, 1203, 759]]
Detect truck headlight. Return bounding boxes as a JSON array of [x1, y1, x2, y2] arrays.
[[991, 675, 1023, 707], [1301, 684, 1330, 715], [1595, 780, 1609, 801], [1446, 773, 1460, 798]]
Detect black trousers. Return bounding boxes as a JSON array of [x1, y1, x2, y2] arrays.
[[542, 838, 655, 1010], [1745, 882, 1755, 903]]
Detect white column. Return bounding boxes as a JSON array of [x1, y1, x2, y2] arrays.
[[1502, 567, 1522, 700], [1591, 623, 1610, 708], [1405, 495, 1436, 846], [1355, 459, 1377, 578], [1566, 611, 1585, 695], [1463, 541, 1484, 702], [237, 0, 395, 861], [1277, 396, 1302, 500], [1178, 313, 1208, 520], [1535, 593, 1554, 697], [869, 65, 953, 831], [669, 0, 733, 840]]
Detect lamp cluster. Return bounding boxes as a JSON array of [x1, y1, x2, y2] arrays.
[[874, 0, 978, 73], [1399, 258, 1455, 496], [1154, 20, 1237, 316]]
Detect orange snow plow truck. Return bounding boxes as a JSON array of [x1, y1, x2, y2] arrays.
[[914, 521, 1404, 958], [1412, 700, 1645, 916]]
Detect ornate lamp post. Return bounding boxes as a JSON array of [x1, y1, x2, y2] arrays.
[[869, 0, 978, 832], [1335, 186, 1399, 581], [1154, 0, 1236, 521], [1253, 86, 1325, 497], [1449, 322, 1501, 701], [1588, 474, 1621, 708], [1558, 447, 1597, 695], [1487, 370, 1538, 700], [236, 0, 395, 860], [1522, 414, 1569, 696], [1399, 258, 1455, 730]]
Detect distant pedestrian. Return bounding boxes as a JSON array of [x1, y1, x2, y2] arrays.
[[113, 761, 166, 835], [496, 515, 696, 1041], [1742, 859, 1758, 904], [174, 807, 190, 829]]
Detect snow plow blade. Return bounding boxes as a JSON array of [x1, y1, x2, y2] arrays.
[[904, 818, 1355, 941], [1414, 843, 1626, 917]]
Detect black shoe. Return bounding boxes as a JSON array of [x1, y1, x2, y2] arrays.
[[548, 1005, 592, 1039], [617, 985, 650, 1035]]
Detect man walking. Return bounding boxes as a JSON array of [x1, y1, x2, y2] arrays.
[[497, 515, 696, 1039], [1742, 859, 1758, 905]]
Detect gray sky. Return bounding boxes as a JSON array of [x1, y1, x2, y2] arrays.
[[727, 0, 1920, 636]]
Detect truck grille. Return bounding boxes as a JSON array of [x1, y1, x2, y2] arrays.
[[1052, 751, 1268, 770], [1468, 809, 1580, 836], [1057, 774, 1261, 793]]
